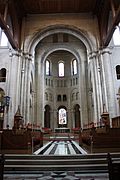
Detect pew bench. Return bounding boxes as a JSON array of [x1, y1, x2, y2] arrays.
[[107, 153, 120, 180], [0, 154, 4, 180]]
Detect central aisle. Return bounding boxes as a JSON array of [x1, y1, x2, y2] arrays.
[[34, 140, 87, 155]]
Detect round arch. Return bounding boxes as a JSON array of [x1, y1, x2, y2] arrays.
[[24, 24, 96, 55], [39, 45, 81, 65], [35, 46, 87, 127], [32, 26, 90, 128]]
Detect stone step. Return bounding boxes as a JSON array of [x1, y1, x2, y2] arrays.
[[3, 155, 108, 173], [3, 152, 120, 176], [5, 158, 107, 165], [4, 163, 108, 172], [4, 152, 120, 160]]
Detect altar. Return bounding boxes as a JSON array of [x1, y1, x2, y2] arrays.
[[55, 128, 70, 133]]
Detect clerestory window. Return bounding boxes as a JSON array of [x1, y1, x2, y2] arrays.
[[0, 30, 8, 47], [113, 24, 120, 45], [72, 59, 77, 75], [45, 60, 50, 75], [58, 61, 64, 77]]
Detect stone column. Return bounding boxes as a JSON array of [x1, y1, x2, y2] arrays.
[[4, 50, 21, 129], [36, 53, 44, 126], [101, 48, 116, 120], [79, 58, 88, 125], [50, 110, 54, 130], [53, 109, 58, 130], [20, 53, 27, 122], [70, 109, 74, 129], [88, 52, 98, 122], [93, 55, 102, 121], [20, 52, 26, 119], [67, 108, 71, 129], [87, 51, 103, 126], [22, 53, 32, 124], [96, 52, 103, 116]]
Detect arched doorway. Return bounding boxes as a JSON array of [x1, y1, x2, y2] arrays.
[[74, 104, 81, 128], [44, 105, 50, 128]]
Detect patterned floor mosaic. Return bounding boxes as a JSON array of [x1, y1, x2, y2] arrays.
[[4, 171, 109, 180]]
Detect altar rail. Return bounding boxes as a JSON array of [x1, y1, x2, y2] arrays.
[[55, 128, 70, 133]]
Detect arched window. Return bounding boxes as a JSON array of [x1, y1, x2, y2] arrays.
[[45, 60, 50, 75], [31, 72, 33, 83], [116, 65, 120, 79], [63, 94, 67, 101], [58, 62, 64, 77], [30, 82, 32, 94], [45, 92, 48, 101], [113, 25, 120, 45], [59, 108, 67, 125], [76, 92, 79, 100], [0, 30, 8, 46], [49, 93, 52, 101], [72, 59, 77, 75], [72, 93, 75, 101], [57, 95, 61, 101], [0, 68, 6, 82]]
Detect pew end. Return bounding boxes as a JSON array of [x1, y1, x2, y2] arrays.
[[107, 153, 120, 180]]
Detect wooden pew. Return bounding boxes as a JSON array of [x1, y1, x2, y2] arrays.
[[0, 154, 4, 180], [107, 153, 120, 180]]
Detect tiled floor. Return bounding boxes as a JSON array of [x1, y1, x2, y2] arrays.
[[34, 140, 87, 155], [4, 171, 109, 180]]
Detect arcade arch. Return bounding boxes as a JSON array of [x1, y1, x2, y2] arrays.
[[23, 25, 97, 130]]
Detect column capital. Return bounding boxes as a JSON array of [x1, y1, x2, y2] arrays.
[[100, 47, 112, 55], [88, 51, 98, 60], [23, 52, 33, 61], [9, 49, 22, 57]]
